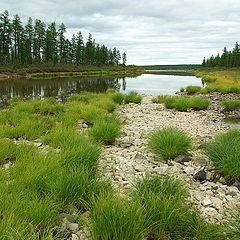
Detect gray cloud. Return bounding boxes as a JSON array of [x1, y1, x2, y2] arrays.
[[1, 0, 240, 64]]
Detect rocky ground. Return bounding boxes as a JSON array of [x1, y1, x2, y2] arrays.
[[99, 94, 240, 226]]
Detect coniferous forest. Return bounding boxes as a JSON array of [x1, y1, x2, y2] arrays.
[[0, 10, 127, 67], [202, 42, 240, 68]]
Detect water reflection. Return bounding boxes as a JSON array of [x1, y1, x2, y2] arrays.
[[0, 73, 202, 109]]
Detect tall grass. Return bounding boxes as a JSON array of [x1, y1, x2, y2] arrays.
[[112, 92, 125, 104], [205, 129, 240, 184], [149, 127, 191, 161], [88, 114, 121, 144], [89, 195, 149, 240], [125, 91, 142, 103], [186, 85, 201, 94], [223, 100, 240, 111], [132, 175, 224, 239], [0, 138, 17, 164]]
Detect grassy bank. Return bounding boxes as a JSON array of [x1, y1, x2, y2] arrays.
[[0, 63, 143, 79]]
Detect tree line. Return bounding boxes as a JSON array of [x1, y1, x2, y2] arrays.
[[202, 42, 240, 68], [0, 10, 127, 66]]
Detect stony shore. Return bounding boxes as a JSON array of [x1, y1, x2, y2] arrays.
[[99, 94, 240, 225]]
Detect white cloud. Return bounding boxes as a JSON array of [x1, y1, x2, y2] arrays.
[[1, 0, 240, 64]]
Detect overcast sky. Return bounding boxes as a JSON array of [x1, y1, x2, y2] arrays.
[[1, 0, 240, 65]]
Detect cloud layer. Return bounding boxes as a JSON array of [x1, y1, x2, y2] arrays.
[[1, 0, 240, 64]]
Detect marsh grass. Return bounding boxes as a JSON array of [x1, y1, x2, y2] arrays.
[[125, 91, 142, 103], [186, 85, 201, 94], [0, 138, 17, 164], [223, 100, 240, 111], [163, 96, 210, 111], [149, 127, 191, 161], [132, 175, 224, 239], [205, 129, 240, 184], [151, 95, 168, 103], [89, 195, 149, 240], [112, 92, 125, 104], [88, 114, 121, 144]]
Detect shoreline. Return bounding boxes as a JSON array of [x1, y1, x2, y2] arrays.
[[99, 94, 239, 224]]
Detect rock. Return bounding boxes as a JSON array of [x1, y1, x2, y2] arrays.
[[82, 123, 88, 128], [175, 156, 191, 165], [193, 169, 207, 182], [68, 223, 79, 232], [184, 166, 195, 175], [119, 141, 133, 148], [134, 153, 146, 161], [227, 191, 237, 197], [202, 197, 212, 207], [206, 171, 212, 181], [152, 165, 168, 174], [72, 233, 80, 240], [135, 165, 145, 172], [219, 177, 227, 185]]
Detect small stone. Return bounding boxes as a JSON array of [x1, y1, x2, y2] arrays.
[[134, 153, 146, 161], [72, 233, 80, 240], [82, 211, 90, 218], [119, 141, 133, 148], [175, 156, 191, 165], [184, 166, 195, 175], [202, 198, 212, 206], [227, 191, 237, 197], [193, 169, 207, 182], [68, 223, 79, 232], [219, 177, 227, 185], [82, 123, 88, 128], [135, 165, 145, 172]]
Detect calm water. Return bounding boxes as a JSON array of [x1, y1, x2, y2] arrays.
[[0, 73, 202, 108]]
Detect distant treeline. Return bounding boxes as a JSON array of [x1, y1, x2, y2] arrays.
[[0, 10, 127, 66], [202, 42, 240, 68], [141, 65, 201, 70]]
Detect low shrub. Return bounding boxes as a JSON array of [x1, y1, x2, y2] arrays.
[[186, 85, 201, 94], [205, 129, 240, 184], [112, 92, 125, 104], [149, 127, 191, 161], [223, 100, 240, 111], [125, 91, 142, 104], [202, 76, 217, 84], [180, 87, 185, 92]]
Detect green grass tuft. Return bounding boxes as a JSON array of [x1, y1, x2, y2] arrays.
[[125, 91, 142, 104], [149, 127, 191, 161], [186, 85, 201, 94], [223, 100, 240, 111], [205, 129, 240, 184]]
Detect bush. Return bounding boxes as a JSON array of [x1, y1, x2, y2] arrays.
[[112, 92, 125, 104], [88, 114, 121, 144], [125, 91, 142, 104], [149, 127, 191, 161], [186, 85, 201, 94], [132, 175, 223, 239], [205, 129, 240, 184], [223, 100, 240, 111]]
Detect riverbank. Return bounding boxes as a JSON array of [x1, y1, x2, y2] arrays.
[[1, 91, 240, 239], [0, 64, 143, 80]]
